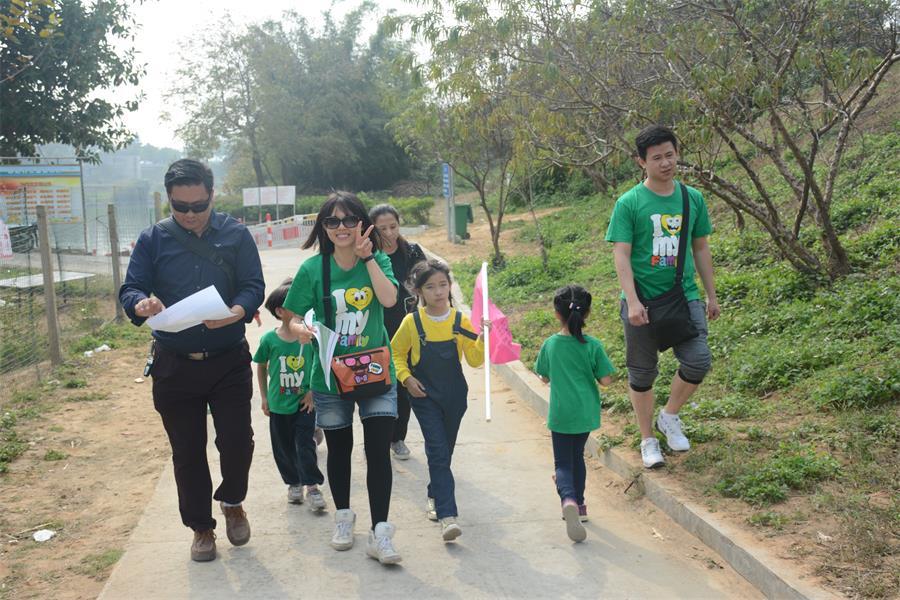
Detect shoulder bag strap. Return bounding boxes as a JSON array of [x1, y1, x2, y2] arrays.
[[322, 253, 334, 330], [157, 217, 236, 293], [674, 182, 691, 288]]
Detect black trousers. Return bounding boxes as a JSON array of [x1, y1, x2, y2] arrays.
[[392, 384, 412, 443], [270, 410, 324, 487], [152, 341, 255, 531]]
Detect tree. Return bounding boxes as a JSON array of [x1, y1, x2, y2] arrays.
[[169, 7, 413, 192], [625, 0, 900, 278], [1, 0, 60, 81], [0, 0, 141, 160], [387, 1, 526, 266], [403, 0, 899, 279], [168, 17, 268, 187]]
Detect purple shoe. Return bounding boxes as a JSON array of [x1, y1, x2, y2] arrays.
[[578, 504, 588, 522]]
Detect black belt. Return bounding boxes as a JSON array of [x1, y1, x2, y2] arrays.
[[158, 339, 246, 361]]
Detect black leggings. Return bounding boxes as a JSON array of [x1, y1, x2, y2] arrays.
[[323, 416, 394, 529]]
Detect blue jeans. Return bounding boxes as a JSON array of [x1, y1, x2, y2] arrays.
[[410, 396, 466, 519], [269, 409, 324, 487], [551, 432, 589, 504]]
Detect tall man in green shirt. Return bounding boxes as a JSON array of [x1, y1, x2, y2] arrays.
[[605, 125, 721, 469]]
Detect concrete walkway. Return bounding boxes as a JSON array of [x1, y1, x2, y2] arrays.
[[100, 247, 759, 599]]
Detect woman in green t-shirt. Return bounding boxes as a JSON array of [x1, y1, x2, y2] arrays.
[[284, 192, 402, 565], [534, 285, 615, 543]]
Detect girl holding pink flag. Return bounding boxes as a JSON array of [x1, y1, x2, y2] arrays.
[[390, 259, 489, 543]]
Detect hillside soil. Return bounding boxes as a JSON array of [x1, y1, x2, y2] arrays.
[[0, 349, 168, 600]]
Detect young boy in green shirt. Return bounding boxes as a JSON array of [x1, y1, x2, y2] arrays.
[[253, 279, 326, 510], [535, 285, 615, 543]]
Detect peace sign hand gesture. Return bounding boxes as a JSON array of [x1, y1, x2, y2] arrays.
[[355, 222, 374, 260]]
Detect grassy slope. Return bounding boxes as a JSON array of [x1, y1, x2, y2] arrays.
[[453, 124, 899, 597]]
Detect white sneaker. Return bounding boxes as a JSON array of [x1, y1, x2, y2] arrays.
[[287, 485, 304, 504], [331, 509, 355, 550], [366, 522, 402, 564], [440, 517, 462, 541], [426, 497, 438, 521], [656, 411, 691, 451], [306, 486, 326, 512], [391, 440, 411, 460], [640, 437, 666, 469]]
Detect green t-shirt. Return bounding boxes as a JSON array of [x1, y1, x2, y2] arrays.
[[605, 181, 712, 301], [252, 329, 314, 414], [283, 252, 398, 393], [534, 334, 615, 434]]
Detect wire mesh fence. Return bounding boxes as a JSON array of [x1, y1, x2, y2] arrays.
[[0, 186, 155, 387]]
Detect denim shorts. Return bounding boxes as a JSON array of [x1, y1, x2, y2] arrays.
[[312, 384, 398, 430]]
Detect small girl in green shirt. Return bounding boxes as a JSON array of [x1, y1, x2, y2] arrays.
[[534, 285, 615, 543]]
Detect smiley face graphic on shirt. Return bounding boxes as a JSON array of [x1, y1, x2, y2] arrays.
[[331, 287, 373, 348], [650, 213, 682, 267], [278, 354, 305, 394]]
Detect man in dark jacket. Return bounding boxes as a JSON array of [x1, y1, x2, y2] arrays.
[[119, 159, 265, 562]]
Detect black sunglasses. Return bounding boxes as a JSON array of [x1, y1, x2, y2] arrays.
[[322, 215, 361, 230], [170, 198, 211, 214]]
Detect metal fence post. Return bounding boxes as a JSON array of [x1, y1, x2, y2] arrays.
[[153, 191, 163, 223], [37, 206, 63, 366], [108, 204, 125, 321]]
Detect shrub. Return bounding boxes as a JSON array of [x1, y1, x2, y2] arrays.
[[812, 356, 900, 411], [390, 196, 434, 226], [715, 442, 840, 505], [724, 336, 855, 394]]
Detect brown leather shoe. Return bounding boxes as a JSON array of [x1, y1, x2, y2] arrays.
[[220, 503, 251, 546], [191, 529, 216, 562]]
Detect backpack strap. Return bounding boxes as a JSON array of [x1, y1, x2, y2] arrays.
[[407, 242, 426, 265], [157, 216, 236, 293]]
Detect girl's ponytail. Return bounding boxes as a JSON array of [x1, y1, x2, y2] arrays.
[[553, 285, 592, 343]]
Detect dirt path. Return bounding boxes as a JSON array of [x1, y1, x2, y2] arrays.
[[415, 194, 560, 263]]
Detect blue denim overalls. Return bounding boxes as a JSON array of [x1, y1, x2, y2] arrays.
[[409, 310, 478, 520]]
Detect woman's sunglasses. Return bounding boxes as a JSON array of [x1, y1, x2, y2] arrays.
[[170, 198, 211, 214], [322, 215, 361, 230]]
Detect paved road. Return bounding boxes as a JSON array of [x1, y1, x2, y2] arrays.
[[99, 246, 759, 599]]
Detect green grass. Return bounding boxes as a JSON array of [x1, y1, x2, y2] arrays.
[[74, 549, 123, 580], [43, 449, 67, 461], [66, 391, 110, 403]]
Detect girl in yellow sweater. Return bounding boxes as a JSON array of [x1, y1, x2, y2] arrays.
[[390, 259, 489, 542]]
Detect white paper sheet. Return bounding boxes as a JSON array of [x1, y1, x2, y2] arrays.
[[305, 308, 339, 390], [146, 285, 234, 333]]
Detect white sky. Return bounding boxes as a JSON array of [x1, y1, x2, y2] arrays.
[[122, 0, 416, 150]]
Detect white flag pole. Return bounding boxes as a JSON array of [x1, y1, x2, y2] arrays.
[[481, 261, 492, 422]]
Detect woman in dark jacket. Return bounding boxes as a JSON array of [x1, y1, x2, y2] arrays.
[[370, 204, 426, 460]]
